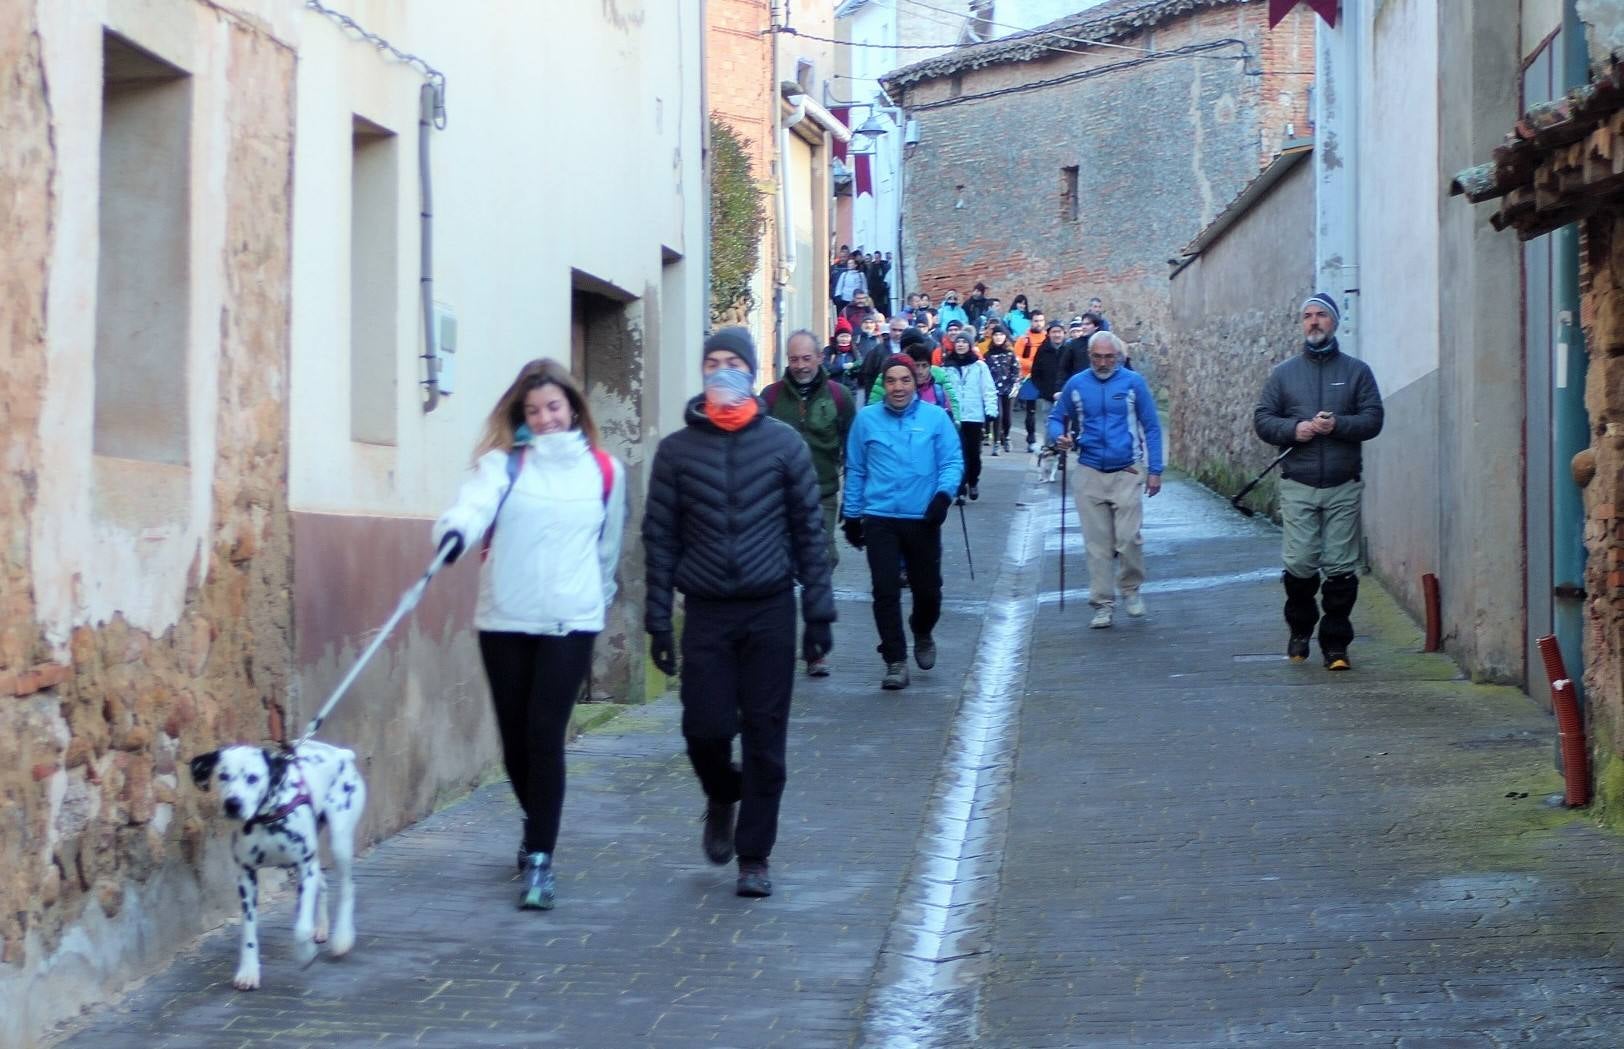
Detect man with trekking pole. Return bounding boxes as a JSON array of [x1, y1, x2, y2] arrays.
[[1253, 293, 1384, 670], [1048, 331, 1163, 629], [842, 353, 964, 691]]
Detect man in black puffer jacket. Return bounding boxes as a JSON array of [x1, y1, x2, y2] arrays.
[[1254, 293, 1384, 671], [643, 327, 835, 900]]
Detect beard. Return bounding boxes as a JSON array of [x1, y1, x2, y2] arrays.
[[1305, 329, 1331, 346]]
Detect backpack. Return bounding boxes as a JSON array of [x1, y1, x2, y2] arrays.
[[481, 445, 615, 562], [763, 380, 850, 415]]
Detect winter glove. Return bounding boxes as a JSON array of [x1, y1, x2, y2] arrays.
[[649, 631, 678, 677], [924, 491, 952, 527], [802, 622, 833, 664], [842, 518, 867, 551], [438, 530, 466, 565]]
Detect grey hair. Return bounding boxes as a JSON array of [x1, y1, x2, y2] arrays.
[[1089, 331, 1126, 357], [786, 328, 820, 351]]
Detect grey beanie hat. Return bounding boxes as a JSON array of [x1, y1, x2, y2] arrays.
[[703, 326, 758, 376]]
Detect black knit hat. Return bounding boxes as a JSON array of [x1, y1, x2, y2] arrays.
[[898, 328, 929, 351], [703, 326, 758, 376]]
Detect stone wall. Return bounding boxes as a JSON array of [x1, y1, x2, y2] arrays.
[[1578, 212, 1624, 802], [0, 6, 296, 1044], [894, 3, 1314, 396], [1166, 152, 1315, 509]]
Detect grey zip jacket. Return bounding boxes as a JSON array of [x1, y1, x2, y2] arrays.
[[1253, 341, 1384, 489]]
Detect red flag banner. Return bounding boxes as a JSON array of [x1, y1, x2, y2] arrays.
[[1269, 0, 1337, 28], [830, 106, 850, 163], [855, 153, 872, 197]]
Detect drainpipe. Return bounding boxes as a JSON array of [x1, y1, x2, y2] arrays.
[[419, 81, 442, 411], [1552, 0, 1590, 707]]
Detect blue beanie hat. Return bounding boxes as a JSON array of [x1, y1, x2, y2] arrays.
[[703, 326, 758, 376], [1301, 292, 1339, 326]]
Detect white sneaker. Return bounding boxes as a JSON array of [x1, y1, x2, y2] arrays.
[[1027, 441, 1038, 454], [1124, 593, 1146, 618], [1090, 608, 1113, 629]]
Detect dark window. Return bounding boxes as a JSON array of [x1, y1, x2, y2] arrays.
[[1061, 165, 1079, 223]]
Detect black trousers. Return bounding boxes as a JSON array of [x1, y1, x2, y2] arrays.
[[863, 516, 944, 664], [478, 630, 597, 855], [993, 397, 1012, 445], [1283, 571, 1359, 653], [680, 591, 797, 863], [959, 421, 985, 490], [1022, 398, 1051, 444]]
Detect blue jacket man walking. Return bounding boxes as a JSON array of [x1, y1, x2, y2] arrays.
[[1048, 331, 1163, 629], [843, 353, 964, 690]]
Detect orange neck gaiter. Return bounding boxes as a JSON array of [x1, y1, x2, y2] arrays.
[[704, 398, 759, 432]]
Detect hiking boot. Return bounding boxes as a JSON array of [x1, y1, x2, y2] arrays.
[[1123, 592, 1145, 617], [1287, 635, 1311, 663], [1324, 651, 1352, 671], [990, 445, 1000, 457], [914, 636, 937, 670], [1090, 607, 1113, 629], [807, 656, 831, 677], [1027, 440, 1038, 454], [882, 662, 910, 690], [968, 484, 979, 501], [518, 852, 555, 911], [736, 860, 772, 898], [1002, 439, 1011, 452], [954, 494, 966, 506], [702, 800, 736, 865]]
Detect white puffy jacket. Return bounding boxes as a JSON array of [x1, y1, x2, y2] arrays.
[[940, 355, 1000, 423], [433, 431, 627, 635]]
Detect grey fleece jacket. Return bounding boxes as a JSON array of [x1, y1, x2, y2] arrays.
[[1253, 342, 1384, 489]]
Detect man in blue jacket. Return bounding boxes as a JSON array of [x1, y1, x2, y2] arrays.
[[842, 353, 965, 690], [1049, 331, 1163, 629]]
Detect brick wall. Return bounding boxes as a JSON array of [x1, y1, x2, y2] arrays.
[[706, 0, 777, 339], [896, 3, 1312, 399], [0, 9, 296, 1042]]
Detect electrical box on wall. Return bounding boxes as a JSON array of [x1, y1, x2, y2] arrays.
[[433, 302, 457, 395]]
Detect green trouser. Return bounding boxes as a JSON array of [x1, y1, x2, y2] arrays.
[[822, 496, 839, 568], [1278, 477, 1363, 578]]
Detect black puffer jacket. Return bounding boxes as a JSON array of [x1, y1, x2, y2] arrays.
[[643, 395, 835, 634], [1254, 342, 1384, 489]]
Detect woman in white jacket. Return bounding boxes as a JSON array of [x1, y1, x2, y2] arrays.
[[940, 331, 1000, 503], [433, 359, 626, 911]]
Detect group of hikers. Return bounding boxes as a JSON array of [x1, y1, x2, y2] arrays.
[[428, 281, 1382, 908]]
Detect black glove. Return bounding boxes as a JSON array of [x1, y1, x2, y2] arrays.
[[925, 491, 952, 526], [803, 622, 833, 664], [842, 518, 866, 550], [649, 631, 677, 677], [438, 531, 466, 565]]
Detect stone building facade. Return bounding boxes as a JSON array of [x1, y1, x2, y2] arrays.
[[1, 2, 707, 1045], [881, 0, 1313, 387]]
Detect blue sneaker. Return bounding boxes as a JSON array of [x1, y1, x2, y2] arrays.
[[518, 852, 555, 910]]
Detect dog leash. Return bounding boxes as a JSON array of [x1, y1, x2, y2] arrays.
[[294, 543, 454, 748]]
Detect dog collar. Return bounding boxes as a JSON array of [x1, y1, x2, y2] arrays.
[[245, 762, 313, 831]]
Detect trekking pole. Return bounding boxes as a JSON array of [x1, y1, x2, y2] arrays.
[[1230, 447, 1292, 517], [1058, 437, 1068, 611], [957, 498, 976, 581], [295, 540, 454, 747]]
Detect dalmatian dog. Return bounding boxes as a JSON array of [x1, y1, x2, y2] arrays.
[[188, 741, 366, 990]]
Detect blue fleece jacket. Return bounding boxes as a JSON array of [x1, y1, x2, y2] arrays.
[[1047, 366, 1163, 474], [843, 396, 964, 520]]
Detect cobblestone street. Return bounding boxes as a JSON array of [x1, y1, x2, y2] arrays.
[[51, 459, 1624, 1048]]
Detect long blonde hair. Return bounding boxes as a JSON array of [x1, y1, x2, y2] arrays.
[[474, 359, 602, 462]]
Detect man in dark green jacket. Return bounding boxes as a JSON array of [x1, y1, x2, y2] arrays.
[[764, 330, 855, 676]]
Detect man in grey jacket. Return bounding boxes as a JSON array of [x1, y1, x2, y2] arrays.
[[1253, 294, 1384, 670]]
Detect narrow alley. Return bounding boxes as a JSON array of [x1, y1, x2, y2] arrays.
[[50, 456, 1624, 1048]]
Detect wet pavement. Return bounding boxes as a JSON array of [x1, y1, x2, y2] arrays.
[[48, 458, 1624, 1048]]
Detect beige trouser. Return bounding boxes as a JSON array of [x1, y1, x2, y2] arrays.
[[1070, 464, 1145, 609], [821, 496, 839, 568], [1278, 477, 1363, 578]]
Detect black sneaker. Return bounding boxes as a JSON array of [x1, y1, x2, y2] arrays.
[[702, 800, 736, 865], [968, 484, 979, 501], [914, 636, 937, 670], [882, 662, 910, 690], [736, 861, 772, 898], [1287, 635, 1311, 663], [1324, 651, 1351, 671], [518, 852, 555, 911]]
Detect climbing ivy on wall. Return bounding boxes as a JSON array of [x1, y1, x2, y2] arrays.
[[709, 116, 766, 326]]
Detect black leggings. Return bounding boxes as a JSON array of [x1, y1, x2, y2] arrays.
[[478, 630, 597, 855], [959, 421, 984, 490]]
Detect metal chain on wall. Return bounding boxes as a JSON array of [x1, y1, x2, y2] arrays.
[[304, 0, 447, 127]]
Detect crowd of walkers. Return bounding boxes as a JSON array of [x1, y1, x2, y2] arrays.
[[425, 264, 1380, 910]]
